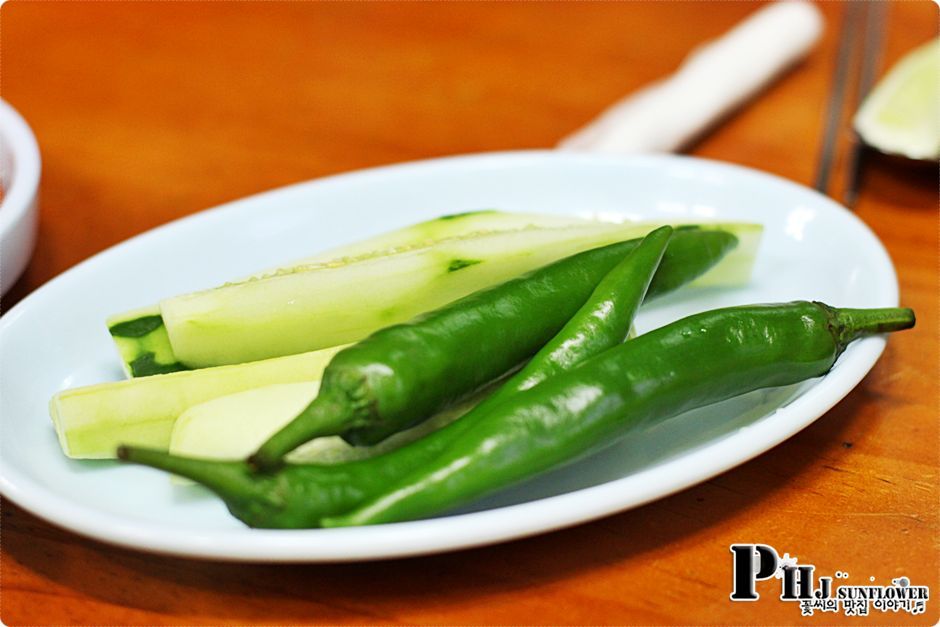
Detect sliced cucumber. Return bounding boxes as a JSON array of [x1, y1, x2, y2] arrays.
[[108, 215, 762, 372], [50, 345, 344, 458], [161, 221, 761, 368], [251, 209, 593, 278], [110, 211, 593, 377], [169, 381, 478, 466], [685, 222, 762, 287]]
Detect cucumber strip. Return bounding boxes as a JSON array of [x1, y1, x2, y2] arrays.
[[686, 223, 762, 287], [250, 210, 594, 278], [169, 381, 479, 467], [110, 211, 594, 377], [49, 345, 344, 459], [170, 382, 322, 464], [161, 221, 762, 368]]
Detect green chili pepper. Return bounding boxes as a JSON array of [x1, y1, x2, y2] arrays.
[[489, 224, 672, 398], [320, 301, 915, 526], [117, 225, 675, 527], [247, 226, 736, 471]]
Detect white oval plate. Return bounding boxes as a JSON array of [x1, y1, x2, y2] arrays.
[[0, 152, 898, 562]]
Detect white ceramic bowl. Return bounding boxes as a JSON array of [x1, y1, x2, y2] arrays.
[[0, 100, 40, 296]]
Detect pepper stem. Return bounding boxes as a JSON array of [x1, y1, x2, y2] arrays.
[[825, 304, 916, 348], [247, 391, 352, 472], [117, 446, 265, 504]]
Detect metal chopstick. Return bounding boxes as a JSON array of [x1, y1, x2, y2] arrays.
[[843, 1, 887, 208], [813, 2, 864, 196]]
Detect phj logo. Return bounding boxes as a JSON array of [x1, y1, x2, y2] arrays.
[[729, 544, 930, 617]]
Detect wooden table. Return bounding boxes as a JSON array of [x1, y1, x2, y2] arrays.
[[1, 2, 936, 624]]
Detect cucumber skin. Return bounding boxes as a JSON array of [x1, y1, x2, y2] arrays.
[[50, 345, 344, 459], [107, 306, 185, 378]]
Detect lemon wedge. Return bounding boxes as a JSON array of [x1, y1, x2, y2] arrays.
[[854, 38, 939, 161]]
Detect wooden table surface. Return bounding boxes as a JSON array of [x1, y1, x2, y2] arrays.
[[1, 2, 937, 624]]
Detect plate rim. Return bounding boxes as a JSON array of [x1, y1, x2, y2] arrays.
[[0, 150, 899, 562]]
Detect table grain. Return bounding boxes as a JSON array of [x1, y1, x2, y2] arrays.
[[1, 2, 937, 624]]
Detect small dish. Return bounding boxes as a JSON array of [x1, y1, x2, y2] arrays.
[[0, 100, 41, 295]]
